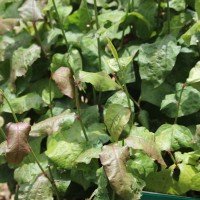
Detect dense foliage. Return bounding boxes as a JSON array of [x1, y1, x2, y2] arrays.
[[0, 0, 200, 199]]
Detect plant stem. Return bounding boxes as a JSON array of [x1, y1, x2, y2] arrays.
[[0, 90, 18, 123], [168, 151, 177, 166], [52, 0, 68, 48], [166, 0, 170, 34], [174, 83, 186, 124], [30, 148, 60, 200], [32, 21, 48, 57], [0, 127, 6, 140], [111, 190, 115, 200], [49, 78, 53, 117], [47, 165, 60, 200], [75, 86, 89, 141]]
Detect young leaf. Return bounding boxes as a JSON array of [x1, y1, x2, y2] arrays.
[[155, 124, 193, 151], [18, 0, 43, 21], [6, 122, 31, 164], [18, 175, 53, 200], [79, 71, 120, 91], [99, 144, 143, 200], [125, 126, 166, 166], [52, 67, 75, 99], [107, 38, 119, 62], [104, 104, 131, 142]]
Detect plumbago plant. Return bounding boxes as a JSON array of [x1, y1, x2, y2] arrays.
[[0, 0, 200, 199]]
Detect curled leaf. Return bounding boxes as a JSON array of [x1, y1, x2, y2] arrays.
[[6, 122, 31, 164], [99, 144, 143, 200], [52, 67, 75, 99]]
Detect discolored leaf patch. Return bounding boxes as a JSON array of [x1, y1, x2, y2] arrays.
[[6, 122, 31, 164]]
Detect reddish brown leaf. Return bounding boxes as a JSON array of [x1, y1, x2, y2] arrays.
[[52, 67, 75, 99], [99, 144, 143, 200], [6, 122, 31, 164]]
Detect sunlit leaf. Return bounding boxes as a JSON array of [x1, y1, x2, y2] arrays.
[[99, 144, 144, 200], [125, 126, 166, 166], [18, 0, 43, 21], [0, 17, 19, 34], [155, 124, 193, 151], [79, 71, 121, 91], [104, 104, 131, 142], [18, 175, 53, 200], [52, 67, 75, 99], [6, 122, 31, 164], [191, 173, 200, 191], [107, 38, 119, 62]]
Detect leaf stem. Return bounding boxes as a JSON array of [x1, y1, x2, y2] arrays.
[[47, 165, 60, 200], [75, 86, 89, 141], [166, 0, 170, 34], [30, 148, 60, 200], [174, 83, 186, 124], [0, 127, 6, 140], [0, 89, 18, 123], [52, 0, 68, 48], [168, 150, 177, 166]]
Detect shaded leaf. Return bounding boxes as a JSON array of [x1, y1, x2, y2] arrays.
[[155, 124, 193, 151], [30, 112, 76, 136], [52, 67, 75, 99], [79, 71, 120, 91], [18, 0, 43, 21], [104, 104, 131, 142], [6, 122, 31, 164], [1, 93, 44, 114], [100, 144, 143, 200], [18, 175, 53, 200], [125, 126, 166, 166], [138, 35, 181, 87]]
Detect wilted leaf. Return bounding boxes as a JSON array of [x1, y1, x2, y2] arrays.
[[30, 112, 76, 136], [99, 144, 143, 200], [104, 104, 131, 142], [138, 35, 181, 87], [6, 122, 31, 164], [79, 71, 121, 91], [11, 44, 41, 80], [18, 0, 43, 21], [125, 126, 166, 166], [52, 67, 74, 98], [1, 93, 44, 114], [18, 175, 53, 200], [155, 124, 193, 151]]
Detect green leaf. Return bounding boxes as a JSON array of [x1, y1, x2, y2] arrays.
[[107, 37, 119, 62], [6, 122, 31, 164], [138, 35, 181, 87], [137, 110, 149, 129], [105, 90, 134, 110], [169, 0, 186, 11], [178, 163, 198, 193], [104, 104, 131, 142], [179, 21, 200, 46], [11, 44, 41, 80], [18, 0, 43, 21], [145, 169, 180, 195], [195, 0, 200, 19], [125, 126, 166, 166], [30, 112, 76, 136], [99, 144, 144, 200], [79, 71, 120, 91], [175, 151, 200, 165], [1, 92, 44, 114], [161, 83, 200, 118], [52, 67, 75, 99], [46, 139, 85, 169], [155, 124, 193, 151], [187, 61, 200, 91], [0, 164, 14, 183], [127, 151, 158, 180], [191, 173, 200, 191], [18, 175, 53, 200]]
